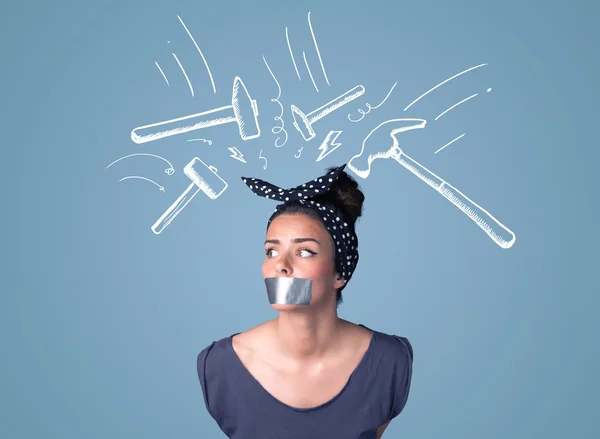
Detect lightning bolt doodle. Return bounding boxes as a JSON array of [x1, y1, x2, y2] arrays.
[[228, 146, 246, 163], [316, 130, 342, 162]]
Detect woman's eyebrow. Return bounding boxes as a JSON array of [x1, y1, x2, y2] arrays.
[[264, 238, 321, 245]]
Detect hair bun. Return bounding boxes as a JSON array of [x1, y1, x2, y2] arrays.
[[315, 166, 365, 227]]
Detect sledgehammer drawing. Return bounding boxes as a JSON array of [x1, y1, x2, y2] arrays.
[[131, 77, 260, 144], [151, 157, 228, 234], [348, 118, 516, 249]]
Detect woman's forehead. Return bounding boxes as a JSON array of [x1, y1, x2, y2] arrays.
[[266, 214, 327, 238]]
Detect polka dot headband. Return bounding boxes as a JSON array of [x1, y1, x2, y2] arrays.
[[241, 164, 359, 282]]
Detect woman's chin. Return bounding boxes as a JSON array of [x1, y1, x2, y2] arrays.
[[270, 303, 312, 312]]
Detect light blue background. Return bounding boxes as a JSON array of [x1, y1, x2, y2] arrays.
[[2, 0, 599, 438]]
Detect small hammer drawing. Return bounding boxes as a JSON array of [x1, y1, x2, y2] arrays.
[[132, 77, 260, 144], [291, 85, 365, 141], [151, 157, 228, 234], [348, 118, 516, 249]]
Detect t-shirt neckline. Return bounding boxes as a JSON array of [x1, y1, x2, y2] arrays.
[[227, 324, 376, 412]]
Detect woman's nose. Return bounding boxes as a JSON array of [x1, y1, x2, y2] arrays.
[[275, 257, 292, 275]]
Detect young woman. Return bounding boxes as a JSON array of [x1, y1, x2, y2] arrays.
[[197, 164, 413, 439]]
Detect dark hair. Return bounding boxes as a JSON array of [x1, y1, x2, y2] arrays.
[[268, 166, 365, 306]]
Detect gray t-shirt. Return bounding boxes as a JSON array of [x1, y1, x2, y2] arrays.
[[196, 325, 413, 439]]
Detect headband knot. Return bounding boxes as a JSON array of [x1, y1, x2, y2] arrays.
[[241, 164, 347, 202]]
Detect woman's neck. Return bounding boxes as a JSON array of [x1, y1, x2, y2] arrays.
[[271, 309, 346, 361]]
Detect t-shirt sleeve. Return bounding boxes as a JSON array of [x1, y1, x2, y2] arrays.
[[389, 336, 414, 420], [197, 342, 220, 422]]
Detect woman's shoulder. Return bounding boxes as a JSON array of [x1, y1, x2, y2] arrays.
[[362, 323, 413, 362], [197, 335, 230, 372]]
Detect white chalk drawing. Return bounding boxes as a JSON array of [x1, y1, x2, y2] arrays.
[[291, 85, 365, 141], [171, 53, 194, 97], [307, 11, 330, 87], [295, 146, 304, 158], [259, 149, 268, 170], [435, 93, 478, 121], [119, 176, 165, 192], [285, 27, 302, 81], [151, 158, 227, 234], [106, 153, 175, 175], [263, 55, 289, 148], [228, 146, 246, 163], [303, 51, 319, 93], [131, 76, 260, 144], [403, 63, 487, 111], [186, 138, 213, 145], [316, 130, 343, 162], [348, 82, 398, 123], [155, 61, 169, 86], [435, 133, 466, 154], [348, 118, 516, 249], [177, 15, 216, 94]]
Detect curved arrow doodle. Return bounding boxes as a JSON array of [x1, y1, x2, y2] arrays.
[[119, 176, 165, 192], [186, 138, 213, 145], [106, 153, 175, 175]]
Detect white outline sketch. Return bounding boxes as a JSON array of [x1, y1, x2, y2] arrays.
[[151, 157, 228, 234], [285, 27, 302, 81], [177, 15, 216, 94], [295, 146, 304, 158], [291, 85, 365, 141], [307, 11, 330, 86], [171, 53, 194, 96], [155, 61, 169, 86], [435, 133, 466, 154], [316, 130, 342, 162], [228, 146, 246, 163], [259, 149, 268, 170], [186, 138, 212, 145], [263, 55, 289, 147], [348, 82, 398, 123], [404, 63, 487, 111], [106, 153, 175, 175], [303, 51, 319, 93], [435, 93, 478, 121], [131, 76, 260, 144], [348, 118, 516, 249], [119, 176, 165, 192]]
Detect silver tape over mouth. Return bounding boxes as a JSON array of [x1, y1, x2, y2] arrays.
[[265, 277, 312, 305]]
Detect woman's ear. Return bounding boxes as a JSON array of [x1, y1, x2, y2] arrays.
[[333, 273, 347, 289]]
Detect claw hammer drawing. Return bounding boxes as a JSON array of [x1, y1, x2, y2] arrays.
[[348, 119, 516, 249]]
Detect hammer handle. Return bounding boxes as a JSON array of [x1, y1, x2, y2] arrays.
[[392, 148, 516, 249], [151, 182, 200, 234]]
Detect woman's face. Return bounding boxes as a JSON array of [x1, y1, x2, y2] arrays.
[[262, 213, 345, 308]]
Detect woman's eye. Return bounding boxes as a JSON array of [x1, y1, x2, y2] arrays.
[[265, 248, 315, 257], [298, 248, 316, 257]]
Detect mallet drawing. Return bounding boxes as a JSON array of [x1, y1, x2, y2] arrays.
[[131, 77, 260, 144], [151, 157, 228, 234], [348, 118, 516, 249]]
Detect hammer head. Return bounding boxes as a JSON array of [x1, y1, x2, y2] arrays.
[[232, 77, 261, 141], [184, 157, 228, 200], [291, 105, 315, 141], [348, 118, 427, 179]]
